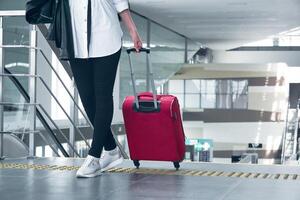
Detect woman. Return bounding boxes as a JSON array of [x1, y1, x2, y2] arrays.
[[68, 0, 142, 178]]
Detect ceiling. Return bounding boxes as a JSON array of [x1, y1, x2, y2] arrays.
[[130, 0, 300, 50]]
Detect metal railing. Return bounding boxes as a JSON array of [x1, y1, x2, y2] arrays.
[[0, 33, 128, 159], [0, 72, 91, 146], [0, 10, 194, 159], [2, 67, 73, 158], [0, 45, 94, 130], [0, 16, 128, 158]]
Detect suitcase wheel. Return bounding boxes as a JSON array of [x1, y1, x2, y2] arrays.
[[173, 162, 180, 170], [133, 160, 140, 169]]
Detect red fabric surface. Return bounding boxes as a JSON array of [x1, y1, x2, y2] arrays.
[[122, 93, 185, 162]]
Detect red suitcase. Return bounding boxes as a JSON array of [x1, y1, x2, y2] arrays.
[[122, 47, 186, 170]]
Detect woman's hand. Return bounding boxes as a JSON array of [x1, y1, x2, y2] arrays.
[[130, 29, 143, 52], [119, 9, 143, 52]]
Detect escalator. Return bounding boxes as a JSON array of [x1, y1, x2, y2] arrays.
[[281, 101, 300, 164], [0, 134, 28, 158], [1, 67, 69, 157], [281, 84, 300, 164]]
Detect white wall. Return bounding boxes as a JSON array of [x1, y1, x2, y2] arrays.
[[248, 86, 288, 114], [112, 64, 124, 123], [213, 50, 300, 67], [183, 121, 285, 151], [36, 30, 53, 116]]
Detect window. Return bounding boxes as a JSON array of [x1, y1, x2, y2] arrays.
[[185, 94, 200, 108], [168, 79, 248, 110], [168, 80, 184, 94], [216, 80, 232, 109], [232, 80, 248, 109], [185, 80, 200, 108], [201, 80, 216, 108], [185, 80, 200, 93]]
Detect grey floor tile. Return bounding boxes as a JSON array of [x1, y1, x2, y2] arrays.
[[1, 158, 300, 200]]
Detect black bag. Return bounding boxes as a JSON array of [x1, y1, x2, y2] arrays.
[[47, 0, 74, 56], [26, 0, 75, 60], [25, 0, 56, 24]]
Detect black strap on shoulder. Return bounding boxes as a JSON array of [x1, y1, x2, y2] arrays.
[[87, 0, 92, 53]]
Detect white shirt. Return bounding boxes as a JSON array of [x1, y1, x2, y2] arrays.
[[69, 0, 129, 58]]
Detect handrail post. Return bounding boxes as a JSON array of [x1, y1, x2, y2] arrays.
[[28, 24, 37, 158], [69, 77, 78, 157], [293, 99, 300, 157], [0, 16, 4, 160]]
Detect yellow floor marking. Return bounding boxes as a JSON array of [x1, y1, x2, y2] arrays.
[[0, 162, 299, 181]]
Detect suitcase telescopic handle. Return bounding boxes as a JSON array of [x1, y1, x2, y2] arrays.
[[126, 47, 150, 54], [127, 47, 158, 111]]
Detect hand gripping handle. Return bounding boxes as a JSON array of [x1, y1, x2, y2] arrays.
[[127, 47, 158, 111], [126, 47, 150, 54]]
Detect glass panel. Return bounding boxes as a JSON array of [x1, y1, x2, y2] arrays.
[[201, 94, 216, 108], [233, 94, 248, 109], [216, 94, 232, 109], [119, 14, 185, 108], [232, 80, 248, 95], [232, 80, 248, 109], [200, 80, 216, 108], [2, 16, 30, 77], [168, 80, 184, 94], [0, 0, 28, 10], [3, 47, 29, 74], [216, 80, 232, 94], [216, 80, 232, 109], [150, 22, 185, 80], [185, 94, 200, 108], [201, 80, 216, 94], [175, 94, 184, 109], [2, 16, 30, 102], [1, 102, 70, 158], [2, 75, 27, 103], [185, 79, 200, 93], [150, 22, 185, 63], [3, 103, 33, 133], [3, 16, 30, 45]]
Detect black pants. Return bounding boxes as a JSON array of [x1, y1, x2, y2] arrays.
[[69, 48, 122, 158]]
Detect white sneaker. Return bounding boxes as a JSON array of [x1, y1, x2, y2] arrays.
[[76, 155, 102, 178], [100, 147, 124, 172]]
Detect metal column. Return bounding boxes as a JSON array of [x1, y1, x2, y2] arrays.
[[146, 20, 151, 92], [184, 38, 188, 63], [28, 25, 37, 158], [293, 100, 300, 156], [0, 16, 4, 160], [69, 77, 78, 157]]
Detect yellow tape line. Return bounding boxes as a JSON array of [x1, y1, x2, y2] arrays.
[[0, 162, 299, 181]]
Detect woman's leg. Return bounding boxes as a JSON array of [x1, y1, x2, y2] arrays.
[[69, 58, 96, 129], [88, 49, 121, 158]]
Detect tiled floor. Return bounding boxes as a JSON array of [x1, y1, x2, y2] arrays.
[[0, 157, 300, 200]]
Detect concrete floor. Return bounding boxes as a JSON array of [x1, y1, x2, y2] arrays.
[[1, 157, 300, 200]]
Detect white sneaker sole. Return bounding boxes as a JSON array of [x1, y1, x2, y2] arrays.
[[101, 157, 124, 172], [76, 169, 102, 178]]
